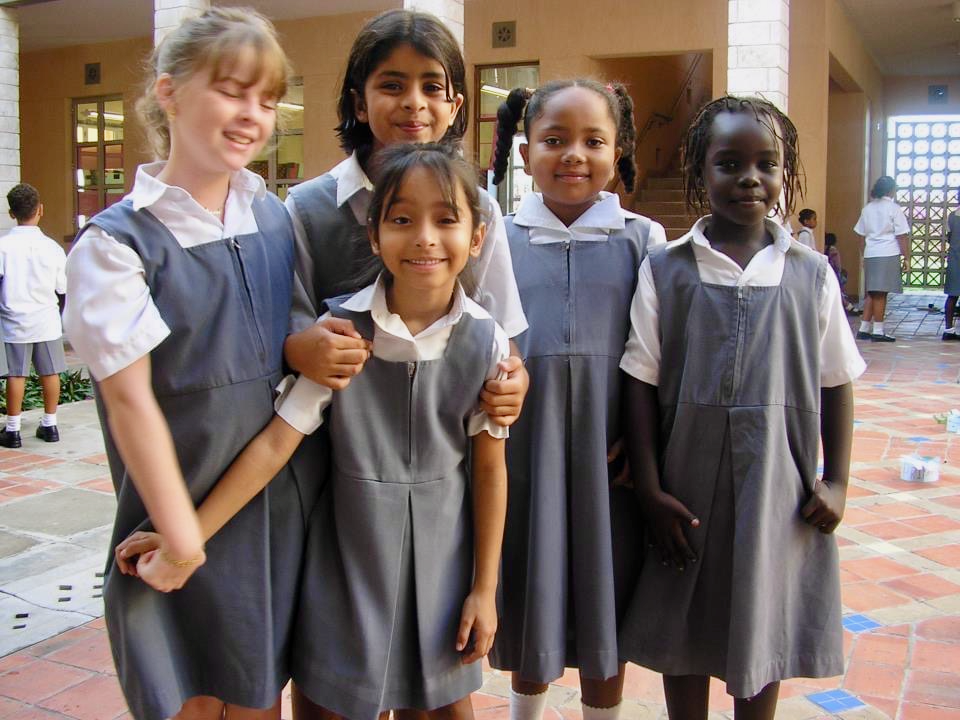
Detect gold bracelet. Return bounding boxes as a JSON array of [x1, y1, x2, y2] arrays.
[[159, 547, 205, 568]]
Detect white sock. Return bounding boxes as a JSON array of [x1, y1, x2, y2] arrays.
[[859, 321, 871, 333], [874, 322, 885, 336], [5, 415, 21, 432], [582, 701, 622, 720], [41, 413, 57, 427], [946, 326, 956, 333], [510, 689, 549, 720]]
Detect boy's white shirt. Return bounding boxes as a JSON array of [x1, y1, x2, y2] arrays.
[[512, 191, 667, 246], [63, 162, 267, 381], [276, 274, 510, 439], [620, 216, 866, 389], [285, 152, 528, 338], [0, 225, 68, 343]]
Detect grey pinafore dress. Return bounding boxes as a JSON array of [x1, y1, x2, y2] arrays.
[[80, 196, 311, 720], [945, 212, 960, 296], [618, 242, 843, 698], [488, 217, 653, 683], [291, 300, 495, 720]]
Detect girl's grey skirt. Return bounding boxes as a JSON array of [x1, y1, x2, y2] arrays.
[[864, 255, 902, 293]]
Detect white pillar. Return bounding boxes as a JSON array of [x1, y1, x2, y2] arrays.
[[0, 9, 18, 230], [727, 0, 790, 111], [403, 0, 463, 46], [154, 0, 209, 46]]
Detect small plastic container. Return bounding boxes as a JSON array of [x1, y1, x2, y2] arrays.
[[947, 410, 960, 434], [900, 454, 940, 483]]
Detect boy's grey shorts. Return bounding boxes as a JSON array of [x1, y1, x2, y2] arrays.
[[4, 338, 67, 377]]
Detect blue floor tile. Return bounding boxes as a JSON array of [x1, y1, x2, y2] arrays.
[[907, 436, 932, 442], [807, 689, 865, 713], [842, 614, 882, 633]]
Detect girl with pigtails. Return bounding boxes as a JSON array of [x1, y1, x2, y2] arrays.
[[487, 79, 666, 720]]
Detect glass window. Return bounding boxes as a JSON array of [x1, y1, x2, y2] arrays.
[[475, 64, 539, 214], [248, 79, 304, 199], [73, 95, 124, 229]]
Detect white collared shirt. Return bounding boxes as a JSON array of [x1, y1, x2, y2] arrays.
[[277, 275, 510, 439], [64, 162, 269, 380], [797, 226, 816, 250], [512, 191, 668, 246], [285, 152, 528, 338], [854, 196, 910, 258], [0, 225, 67, 343], [620, 216, 866, 389]]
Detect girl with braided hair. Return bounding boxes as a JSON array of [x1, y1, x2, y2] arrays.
[[487, 79, 665, 720], [618, 96, 864, 719]]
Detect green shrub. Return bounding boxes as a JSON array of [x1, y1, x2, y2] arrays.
[[0, 369, 93, 413]]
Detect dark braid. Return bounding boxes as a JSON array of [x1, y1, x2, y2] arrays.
[[492, 88, 531, 186], [491, 78, 638, 192], [611, 83, 637, 193], [681, 95, 804, 217]]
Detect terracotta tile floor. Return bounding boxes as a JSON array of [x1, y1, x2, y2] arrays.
[[0, 293, 959, 719]]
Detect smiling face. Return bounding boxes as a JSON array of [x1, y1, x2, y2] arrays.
[[702, 111, 784, 229], [356, 43, 464, 151], [159, 46, 278, 179], [519, 86, 621, 226], [371, 165, 484, 298]]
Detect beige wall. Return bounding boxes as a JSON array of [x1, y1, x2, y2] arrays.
[[20, 37, 153, 245], [826, 88, 868, 295], [463, 0, 727, 172], [885, 76, 960, 117]]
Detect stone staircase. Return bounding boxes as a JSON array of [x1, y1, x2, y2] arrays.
[[631, 172, 698, 240]]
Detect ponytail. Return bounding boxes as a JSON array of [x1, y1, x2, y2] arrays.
[[610, 83, 637, 193], [492, 88, 531, 186]]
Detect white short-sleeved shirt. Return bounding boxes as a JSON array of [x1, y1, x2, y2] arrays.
[[854, 196, 910, 258], [0, 225, 67, 343], [512, 191, 668, 247], [63, 162, 268, 381], [276, 276, 510, 439], [285, 152, 528, 338], [620, 217, 866, 389], [797, 226, 816, 250]]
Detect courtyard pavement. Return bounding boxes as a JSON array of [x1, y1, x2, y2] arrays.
[[0, 293, 958, 719]]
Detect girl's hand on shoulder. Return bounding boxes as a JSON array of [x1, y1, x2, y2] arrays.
[[135, 543, 206, 593], [456, 587, 498, 664], [114, 530, 163, 576], [480, 355, 528, 427], [801, 478, 846, 534], [284, 318, 372, 390], [639, 490, 699, 571]]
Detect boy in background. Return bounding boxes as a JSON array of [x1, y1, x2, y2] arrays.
[[0, 183, 67, 447]]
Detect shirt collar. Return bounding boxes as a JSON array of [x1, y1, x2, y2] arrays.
[[128, 161, 266, 213], [690, 216, 793, 253], [513, 191, 635, 232], [342, 273, 467, 338], [4, 225, 43, 236], [330, 152, 375, 209]]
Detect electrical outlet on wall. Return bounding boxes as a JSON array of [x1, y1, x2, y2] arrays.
[[492, 21, 516, 49]]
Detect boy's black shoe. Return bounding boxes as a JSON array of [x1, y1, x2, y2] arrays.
[[855, 330, 872, 340], [871, 334, 896, 343], [944, 331, 960, 341], [35, 425, 59, 443], [0, 429, 22, 448]]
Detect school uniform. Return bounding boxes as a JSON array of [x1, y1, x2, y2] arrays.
[[489, 192, 665, 683], [618, 217, 865, 698], [854, 196, 909, 293], [0, 224, 67, 377], [796, 226, 816, 250], [63, 164, 311, 720], [285, 152, 528, 337], [278, 277, 509, 720], [945, 211, 960, 296]]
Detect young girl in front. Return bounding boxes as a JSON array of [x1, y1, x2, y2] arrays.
[[119, 143, 509, 720], [617, 96, 865, 719], [63, 9, 307, 720], [282, 9, 527, 417], [487, 79, 665, 720]]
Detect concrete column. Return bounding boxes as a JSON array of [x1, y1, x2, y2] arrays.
[[403, 0, 463, 46], [727, 0, 790, 111], [0, 9, 18, 230], [154, 0, 209, 46]]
